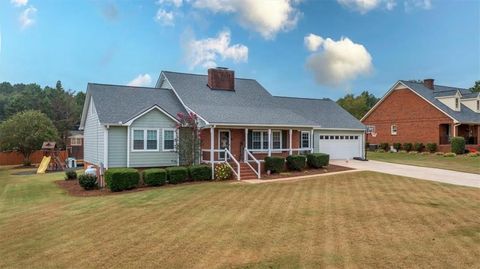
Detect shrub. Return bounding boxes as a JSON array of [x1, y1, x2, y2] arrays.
[[413, 142, 424, 152], [264, 157, 285, 173], [403, 143, 413, 152], [365, 142, 370, 150], [443, 152, 456, 157], [426, 143, 437, 153], [78, 174, 97, 190], [166, 167, 188, 184], [105, 168, 140, 192], [143, 168, 167, 186], [379, 142, 389, 151], [398, 150, 407, 153], [451, 137, 466, 154], [214, 163, 232, 180], [393, 143, 402, 151], [306, 153, 329, 168], [435, 151, 444, 155], [188, 165, 212, 181], [286, 155, 306, 171], [467, 152, 480, 157], [409, 151, 418, 154], [65, 169, 77, 180], [420, 152, 430, 155]]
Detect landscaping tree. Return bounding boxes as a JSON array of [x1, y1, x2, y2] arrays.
[[337, 91, 379, 120], [0, 110, 58, 165], [175, 112, 202, 166], [470, 80, 480, 93]]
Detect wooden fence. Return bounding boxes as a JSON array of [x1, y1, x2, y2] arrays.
[[0, 150, 68, 166]]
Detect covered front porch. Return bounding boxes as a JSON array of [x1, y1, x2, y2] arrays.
[[439, 123, 480, 151], [200, 126, 314, 179]]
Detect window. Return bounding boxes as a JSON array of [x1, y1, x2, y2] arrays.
[[252, 131, 261, 149], [301, 131, 310, 148], [391, 124, 397, 135], [163, 129, 175, 151], [70, 137, 82, 146], [132, 129, 159, 151], [366, 125, 376, 134], [262, 132, 269, 149], [272, 131, 282, 150], [477, 100, 480, 111], [455, 98, 459, 110]]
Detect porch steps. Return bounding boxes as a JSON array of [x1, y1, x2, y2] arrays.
[[238, 162, 259, 180]]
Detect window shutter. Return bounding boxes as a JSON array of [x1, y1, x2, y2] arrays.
[[248, 130, 253, 149], [282, 130, 288, 149]]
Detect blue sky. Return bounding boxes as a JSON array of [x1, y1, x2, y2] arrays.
[[0, 0, 479, 100]]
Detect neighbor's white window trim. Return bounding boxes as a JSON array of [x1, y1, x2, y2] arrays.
[[162, 128, 176, 152], [70, 137, 82, 146], [391, 124, 398, 135], [131, 128, 160, 152], [301, 131, 310, 149]]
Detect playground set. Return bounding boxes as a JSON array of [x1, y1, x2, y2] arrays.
[[37, 142, 67, 174]]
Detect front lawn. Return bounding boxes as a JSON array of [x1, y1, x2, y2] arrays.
[[368, 151, 480, 174], [0, 166, 479, 268]]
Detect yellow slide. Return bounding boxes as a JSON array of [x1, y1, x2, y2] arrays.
[[36, 156, 51, 174]]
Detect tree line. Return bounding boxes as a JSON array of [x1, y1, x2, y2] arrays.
[[0, 81, 85, 149]]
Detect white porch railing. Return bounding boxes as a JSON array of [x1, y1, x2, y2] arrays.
[[244, 148, 261, 179], [246, 148, 313, 155], [201, 149, 240, 180]]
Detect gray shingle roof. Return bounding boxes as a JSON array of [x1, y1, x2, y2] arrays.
[[87, 83, 187, 124], [400, 80, 479, 124], [163, 71, 364, 129]]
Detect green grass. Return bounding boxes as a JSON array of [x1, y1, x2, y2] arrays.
[[368, 151, 480, 174], [0, 166, 479, 268]]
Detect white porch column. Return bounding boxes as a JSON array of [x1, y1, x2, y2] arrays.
[[289, 129, 293, 155], [126, 126, 130, 167], [310, 129, 314, 153], [268, 129, 272, 156], [245, 128, 248, 161], [210, 127, 214, 179]]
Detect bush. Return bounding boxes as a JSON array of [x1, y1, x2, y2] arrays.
[[264, 157, 285, 173], [78, 174, 97, 190], [143, 168, 167, 186], [426, 143, 437, 153], [365, 142, 370, 150], [435, 151, 445, 155], [467, 152, 480, 157], [105, 168, 140, 192], [65, 169, 77, 180], [420, 152, 430, 155], [166, 167, 188, 184], [379, 142, 389, 151], [306, 153, 329, 168], [413, 142, 424, 152], [403, 143, 413, 152], [409, 151, 418, 154], [286, 155, 306, 171], [451, 137, 466, 154], [393, 143, 402, 151], [443, 152, 456, 157], [214, 163, 232, 180], [188, 165, 212, 181]]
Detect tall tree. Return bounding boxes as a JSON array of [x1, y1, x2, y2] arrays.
[[0, 110, 58, 165], [337, 91, 379, 120], [175, 112, 202, 166], [470, 81, 480, 93]]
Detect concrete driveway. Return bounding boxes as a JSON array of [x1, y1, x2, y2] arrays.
[[330, 159, 480, 188]]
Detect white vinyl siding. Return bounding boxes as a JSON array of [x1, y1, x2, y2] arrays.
[[83, 98, 104, 165], [108, 127, 127, 167]]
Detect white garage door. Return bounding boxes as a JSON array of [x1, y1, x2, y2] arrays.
[[318, 134, 362, 160]]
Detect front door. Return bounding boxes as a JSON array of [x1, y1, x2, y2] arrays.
[[218, 130, 231, 160]]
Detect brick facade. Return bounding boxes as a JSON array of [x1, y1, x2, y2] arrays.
[[362, 88, 454, 146]]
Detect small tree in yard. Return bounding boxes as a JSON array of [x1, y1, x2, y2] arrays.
[[0, 110, 58, 165], [175, 112, 202, 166]]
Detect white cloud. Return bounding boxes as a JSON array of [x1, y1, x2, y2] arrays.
[[305, 35, 373, 87], [19, 6, 37, 29], [11, 0, 28, 7], [304, 33, 324, 52], [404, 0, 432, 11], [127, 74, 152, 87], [184, 30, 248, 69], [385, 0, 397, 10], [192, 0, 301, 39], [155, 9, 175, 26], [157, 0, 183, 8], [337, 0, 382, 13]]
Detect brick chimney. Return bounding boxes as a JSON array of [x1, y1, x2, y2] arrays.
[[207, 67, 234, 90], [423, 78, 434, 90]]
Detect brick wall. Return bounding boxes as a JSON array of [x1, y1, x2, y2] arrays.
[[362, 88, 453, 145]]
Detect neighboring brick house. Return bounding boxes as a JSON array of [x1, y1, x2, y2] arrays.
[[362, 79, 480, 152], [80, 68, 365, 180]]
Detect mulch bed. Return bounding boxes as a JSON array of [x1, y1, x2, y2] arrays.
[[55, 179, 210, 197], [260, 164, 353, 180]]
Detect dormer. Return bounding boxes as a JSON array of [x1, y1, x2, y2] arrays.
[[435, 90, 462, 111], [461, 92, 480, 113]]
